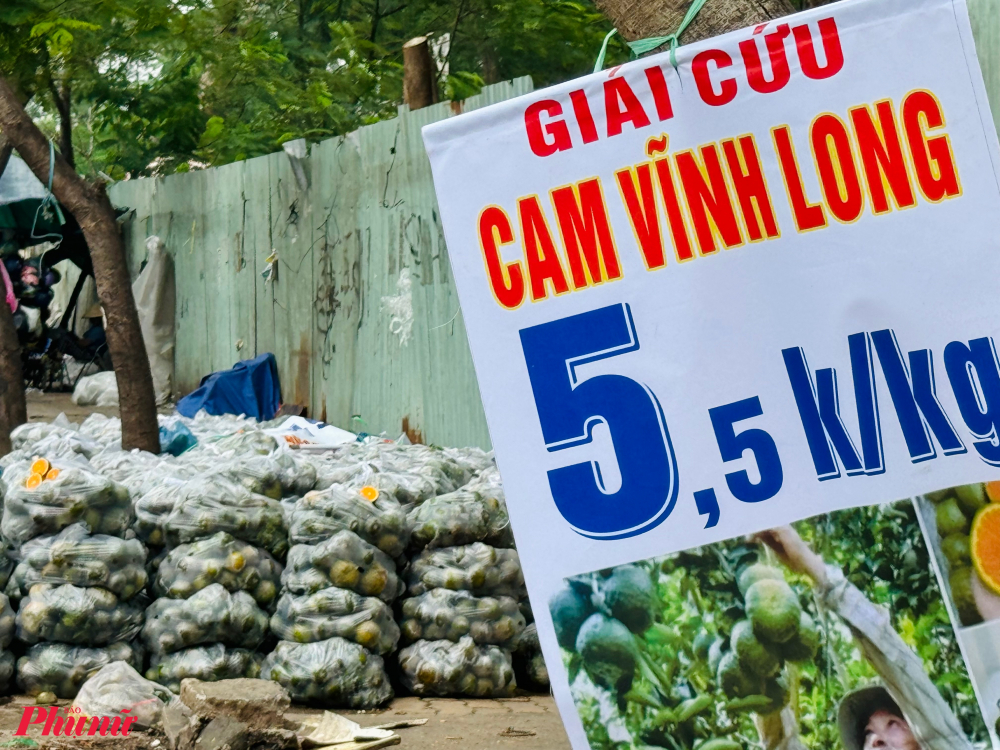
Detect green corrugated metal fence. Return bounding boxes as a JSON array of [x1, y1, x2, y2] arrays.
[[111, 78, 534, 449]]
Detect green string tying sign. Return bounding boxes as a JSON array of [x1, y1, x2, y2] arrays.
[[594, 0, 710, 74]]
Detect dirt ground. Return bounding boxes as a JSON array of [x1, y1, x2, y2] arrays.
[[25, 391, 118, 424], [15, 392, 573, 750], [0, 694, 571, 749]]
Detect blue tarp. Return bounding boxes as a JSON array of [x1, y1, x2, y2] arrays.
[[176, 353, 282, 421]]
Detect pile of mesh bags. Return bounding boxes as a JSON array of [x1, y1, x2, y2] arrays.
[[0, 410, 548, 706], [147, 533, 281, 690], [0, 454, 145, 699]]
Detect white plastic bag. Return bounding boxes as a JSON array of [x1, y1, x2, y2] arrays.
[[72, 372, 119, 407], [72, 661, 174, 729], [133, 236, 175, 405]]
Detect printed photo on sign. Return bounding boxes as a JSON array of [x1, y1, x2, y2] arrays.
[[552, 500, 986, 750]]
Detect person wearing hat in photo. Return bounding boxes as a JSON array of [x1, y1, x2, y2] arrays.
[[839, 685, 921, 750], [754, 525, 972, 750]]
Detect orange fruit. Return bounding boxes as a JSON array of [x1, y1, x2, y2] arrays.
[[30, 458, 50, 477], [359, 486, 379, 502], [971, 504, 1000, 595], [24, 473, 43, 490], [987, 481, 1000, 503], [45, 468, 60, 481]]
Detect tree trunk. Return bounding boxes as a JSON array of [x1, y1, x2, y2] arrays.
[[0, 76, 159, 453], [0, 132, 27, 456], [51, 80, 74, 169], [595, 0, 797, 44], [403, 37, 437, 110]]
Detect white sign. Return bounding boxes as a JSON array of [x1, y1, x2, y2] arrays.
[[425, 0, 1000, 747]]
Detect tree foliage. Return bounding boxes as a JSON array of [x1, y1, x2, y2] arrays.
[[565, 500, 988, 750], [0, 0, 624, 178]]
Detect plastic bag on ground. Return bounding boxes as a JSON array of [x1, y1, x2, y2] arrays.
[[397, 636, 516, 697], [72, 661, 174, 729], [17, 641, 143, 698], [282, 532, 401, 602], [0, 651, 14, 694], [16, 583, 145, 645], [0, 459, 132, 547], [404, 543, 525, 598], [146, 644, 261, 693], [513, 623, 549, 689], [0, 594, 14, 648], [72, 371, 119, 408], [399, 589, 525, 648], [212, 430, 278, 456], [287, 486, 410, 558], [271, 588, 399, 654], [159, 422, 197, 456], [261, 637, 392, 708], [154, 533, 282, 609], [142, 583, 268, 655], [12, 523, 147, 600], [10, 420, 100, 460]]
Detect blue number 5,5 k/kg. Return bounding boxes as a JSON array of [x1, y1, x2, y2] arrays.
[[518, 303, 679, 539]]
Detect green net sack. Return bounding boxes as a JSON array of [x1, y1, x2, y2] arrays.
[[17, 641, 143, 698], [146, 644, 262, 693], [405, 543, 525, 597], [271, 588, 399, 654], [16, 583, 144, 646], [261, 637, 392, 708], [142, 583, 269, 655], [399, 589, 525, 648], [287, 486, 410, 558], [282, 531, 402, 602], [397, 636, 516, 697], [154, 532, 282, 609], [12, 523, 147, 600]]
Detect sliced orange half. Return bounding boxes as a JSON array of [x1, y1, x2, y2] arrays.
[[24, 473, 43, 490], [45, 468, 60, 481], [987, 481, 1000, 503], [971, 504, 1000, 595], [30, 458, 50, 477], [359, 486, 379, 502]]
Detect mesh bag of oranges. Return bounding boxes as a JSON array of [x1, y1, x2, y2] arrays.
[[404, 542, 525, 598], [146, 643, 262, 694], [397, 635, 516, 698], [399, 589, 525, 648], [16, 641, 138, 698], [15, 583, 145, 646], [281, 530, 402, 603], [10, 522, 147, 601], [272, 450, 318, 497], [286, 485, 410, 559], [142, 583, 268, 655], [153, 532, 283, 610], [139, 475, 288, 558], [270, 586, 400, 655], [261, 637, 392, 708], [0, 458, 132, 547], [163, 475, 288, 557], [407, 490, 495, 552]]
